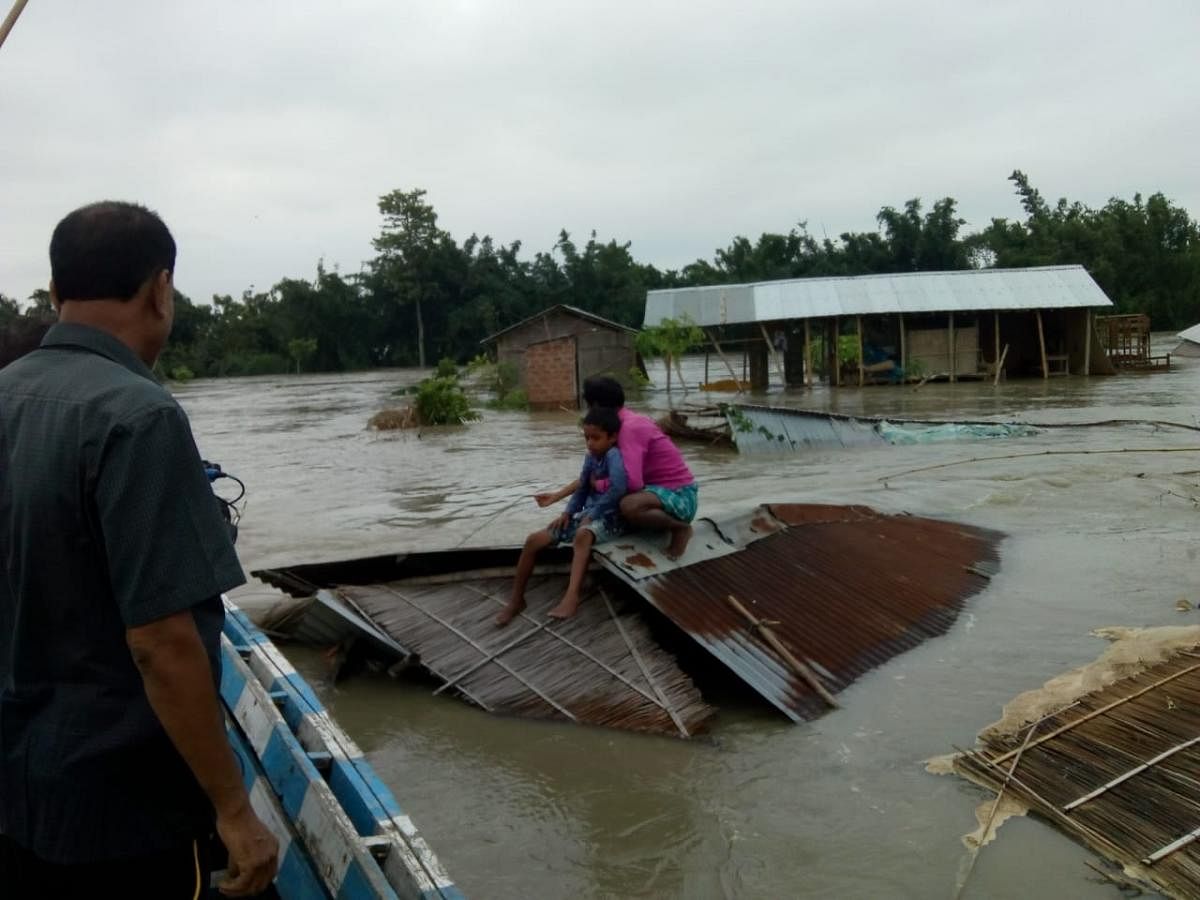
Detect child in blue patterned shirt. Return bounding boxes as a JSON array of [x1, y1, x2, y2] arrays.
[[497, 407, 626, 626]]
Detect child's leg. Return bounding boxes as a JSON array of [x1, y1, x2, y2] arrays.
[[548, 526, 596, 620], [497, 528, 556, 626]]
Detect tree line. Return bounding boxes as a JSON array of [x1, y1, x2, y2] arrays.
[[2, 171, 1197, 377]]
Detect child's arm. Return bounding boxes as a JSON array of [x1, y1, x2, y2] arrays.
[[586, 448, 627, 522], [534, 482, 578, 508]]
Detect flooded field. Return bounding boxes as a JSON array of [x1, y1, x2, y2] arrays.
[[177, 344, 1200, 899]]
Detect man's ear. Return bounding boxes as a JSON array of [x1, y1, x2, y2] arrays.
[[150, 269, 173, 317], [48, 280, 61, 313]]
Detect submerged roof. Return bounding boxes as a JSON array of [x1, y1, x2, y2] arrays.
[[592, 503, 1002, 721], [644, 265, 1113, 327], [482, 304, 637, 343], [254, 502, 1002, 729]]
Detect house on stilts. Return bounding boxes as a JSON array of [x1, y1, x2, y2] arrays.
[[644, 265, 1122, 388]]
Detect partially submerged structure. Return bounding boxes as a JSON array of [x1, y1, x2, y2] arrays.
[[1096, 313, 1172, 371], [481, 305, 639, 409], [644, 265, 1117, 389], [256, 503, 1002, 736], [661, 403, 1038, 455], [1176, 323, 1200, 358], [953, 629, 1200, 899]]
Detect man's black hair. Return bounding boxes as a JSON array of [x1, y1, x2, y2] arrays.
[[582, 406, 621, 436], [49, 201, 176, 302], [582, 376, 625, 409]]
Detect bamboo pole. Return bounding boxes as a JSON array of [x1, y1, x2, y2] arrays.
[[463, 584, 666, 710], [759, 322, 786, 389], [379, 584, 578, 721], [990, 661, 1200, 765], [993, 344, 1009, 386], [1063, 734, 1200, 811], [898, 313, 906, 378], [948, 313, 957, 383], [993, 310, 1000, 369], [804, 319, 813, 387], [433, 618, 550, 695], [705, 330, 742, 393], [953, 719, 1042, 900], [833, 318, 841, 387], [601, 589, 689, 738], [1036, 310, 1048, 379], [856, 315, 864, 387], [1084, 309, 1092, 376], [957, 746, 1129, 861], [724, 594, 839, 708], [0, 0, 30, 53]]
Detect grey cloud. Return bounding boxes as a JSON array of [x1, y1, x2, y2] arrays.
[[2, 0, 1197, 303]]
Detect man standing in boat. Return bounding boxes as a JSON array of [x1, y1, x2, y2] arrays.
[[537, 375, 698, 560], [0, 202, 278, 897]]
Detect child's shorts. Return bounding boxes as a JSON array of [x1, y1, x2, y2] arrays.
[[550, 514, 624, 546]]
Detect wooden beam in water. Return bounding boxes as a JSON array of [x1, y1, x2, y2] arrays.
[[1037, 310, 1049, 379]]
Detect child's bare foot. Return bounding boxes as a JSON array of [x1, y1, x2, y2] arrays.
[[496, 598, 525, 627], [547, 592, 582, 620], [665, 525, 693, 560]]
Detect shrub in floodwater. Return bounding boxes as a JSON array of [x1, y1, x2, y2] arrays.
[[435, 357, 459, 379], [486, 388, 528, 411], [468, 355, 527, 410], [413, 375, 481, 425], [169, 365, 195, 382]]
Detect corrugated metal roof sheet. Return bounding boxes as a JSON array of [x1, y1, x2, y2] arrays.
[[644, 265, 1113, 328], [254, 505, 1001, 727], [594, 504, 1002, 721], [725, 404, 1037, 455]]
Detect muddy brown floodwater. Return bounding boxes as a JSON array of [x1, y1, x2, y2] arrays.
[[177, 340, 1197, 899]]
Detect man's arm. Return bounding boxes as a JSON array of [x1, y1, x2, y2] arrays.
[[128, 611, 278, 898]]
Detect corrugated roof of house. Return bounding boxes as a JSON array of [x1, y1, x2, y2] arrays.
[[644, 265, 1113, 328]]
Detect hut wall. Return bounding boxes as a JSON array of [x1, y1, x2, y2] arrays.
[[494, 308, 593, 373], [575, 329, 637, 385], [906, 324, 979, 377], [495, 309, 633, 393], [524, 335, 578, 410]]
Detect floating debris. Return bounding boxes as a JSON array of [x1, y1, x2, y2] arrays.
[[952, 626, 1200, 900], [369, 406, 418, 430]]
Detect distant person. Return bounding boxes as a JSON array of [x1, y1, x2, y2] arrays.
[[498, 406, 628, 625], [536, 376, 698, 560], [0, 201, 278, 898]]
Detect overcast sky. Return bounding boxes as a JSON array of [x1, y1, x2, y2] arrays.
[[2, 0, 1197, 305]]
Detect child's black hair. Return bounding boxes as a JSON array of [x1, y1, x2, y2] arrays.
[[582, 406, 621, 436]]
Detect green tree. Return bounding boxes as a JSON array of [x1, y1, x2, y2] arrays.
[[635, 315, 705, 394], [287, 337, 318, 373], [371, 188, 463, 368]]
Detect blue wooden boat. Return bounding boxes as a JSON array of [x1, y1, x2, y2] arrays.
[[220, 599, 463, 900]]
